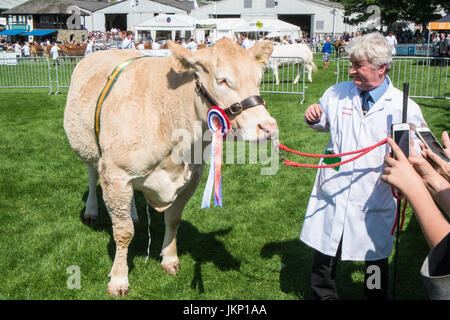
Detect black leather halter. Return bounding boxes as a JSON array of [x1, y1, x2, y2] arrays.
[[194, 73, 266, 118]]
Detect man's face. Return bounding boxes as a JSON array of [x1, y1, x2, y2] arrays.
[[349, 58, 386, 91]]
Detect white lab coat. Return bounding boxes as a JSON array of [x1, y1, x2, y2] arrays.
[[300, 78, 426, 261], [85, 41, 93, 56], [50, 45, 60, 60]]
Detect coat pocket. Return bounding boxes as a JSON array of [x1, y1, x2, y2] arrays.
[[317, 166, 343, 204]]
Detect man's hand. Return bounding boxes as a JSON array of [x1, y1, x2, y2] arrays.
[[305, 103, 323, 124]]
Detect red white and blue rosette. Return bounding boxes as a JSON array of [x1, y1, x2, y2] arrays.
[[201, 106, 231, 209]]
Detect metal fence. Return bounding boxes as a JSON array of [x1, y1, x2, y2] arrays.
[[0, 53, 308, 101], [54, 56, 84, 94], [261, 56, 307, 104], [0, 56, 52, 94], [336, 56, 450, 100]]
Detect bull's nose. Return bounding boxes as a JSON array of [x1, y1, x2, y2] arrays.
[[257, 120, 278, 140]]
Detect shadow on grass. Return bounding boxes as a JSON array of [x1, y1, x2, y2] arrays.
[[79, 188, 241, 294], [261, 217, 429, 300]]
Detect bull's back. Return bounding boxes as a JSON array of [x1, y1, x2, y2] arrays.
[[64, 49, 158, 163]]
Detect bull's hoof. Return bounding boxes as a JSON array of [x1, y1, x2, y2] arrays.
[[83, 215, 97, 224], [161, 261, 180, 276], [107, 278, 129, 297]]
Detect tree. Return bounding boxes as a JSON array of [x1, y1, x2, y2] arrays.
[[337, 0, 448, 31]]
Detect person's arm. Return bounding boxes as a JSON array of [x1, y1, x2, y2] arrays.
[[381, 138, 450, 249]]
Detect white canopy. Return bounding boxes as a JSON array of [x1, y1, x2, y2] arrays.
[[195, 18, 246, 42], [136, 14, 198, 41], [232, 19, 301, 33], [136, 14, 198, 30]]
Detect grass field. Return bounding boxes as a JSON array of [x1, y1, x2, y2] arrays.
[[0, 56, 448, 300]]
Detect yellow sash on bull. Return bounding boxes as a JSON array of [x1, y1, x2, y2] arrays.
[[94, 56, 149, 149]]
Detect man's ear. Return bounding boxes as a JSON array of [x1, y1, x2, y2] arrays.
[[167, 40, 212, 72], [247, 40, 273, 64]]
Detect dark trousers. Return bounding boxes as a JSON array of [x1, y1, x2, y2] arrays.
[[310, 242, 389, 300]]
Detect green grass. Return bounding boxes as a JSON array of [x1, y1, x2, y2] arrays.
[[0, 57, 448, 300]]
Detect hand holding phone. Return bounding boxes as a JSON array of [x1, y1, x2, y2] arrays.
[[415, 127, 450, 163], [391, 123, 410, 159]]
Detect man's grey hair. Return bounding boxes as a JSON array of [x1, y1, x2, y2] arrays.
[[345, 32, 392, 73]]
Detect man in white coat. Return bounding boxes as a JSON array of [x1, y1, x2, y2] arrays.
[[385, 31, 398, 56], [301, 32, 427, 300]]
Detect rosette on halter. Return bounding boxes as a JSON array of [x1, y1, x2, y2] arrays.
[[201, 106, 231, 209]]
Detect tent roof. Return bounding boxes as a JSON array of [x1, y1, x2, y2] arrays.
[[433, 13, 450, 23], [136, 14, 198, 30], [232, 19, 300, 33], [429, 14, 450, 30], [195, 18, 246, 30]]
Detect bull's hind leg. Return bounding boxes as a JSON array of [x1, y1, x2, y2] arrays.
[[83, 164, 99, 222], [160, 168, 203, 275], [84, 164, 139, 223], [99, 166, 135, 297]]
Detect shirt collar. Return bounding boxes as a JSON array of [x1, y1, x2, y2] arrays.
[[357, 77, 390, 104]]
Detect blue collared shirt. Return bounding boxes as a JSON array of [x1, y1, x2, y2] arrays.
[[357, 77, 390, 111]]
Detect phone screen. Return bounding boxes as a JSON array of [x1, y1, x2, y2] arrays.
[[420, 131, 450, 162], [394, 129, 410, 158]]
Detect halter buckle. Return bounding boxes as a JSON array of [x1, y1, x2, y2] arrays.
[[229, 102, 243, 115]]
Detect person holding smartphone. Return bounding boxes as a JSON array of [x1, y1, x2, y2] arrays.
[[301, 32, 427, 300], [381, 138, 450, 299]]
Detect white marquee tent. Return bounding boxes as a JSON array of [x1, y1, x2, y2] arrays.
[[232, 18, 301, 40], [135, 14, 198, 41], [195, 18, 246, 43]]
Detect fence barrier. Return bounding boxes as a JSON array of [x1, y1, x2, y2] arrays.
[[261, 56, 306, 104], [0, 56, 52, 94], [54, 56, 84, 94], [336, 56, 450, 100]]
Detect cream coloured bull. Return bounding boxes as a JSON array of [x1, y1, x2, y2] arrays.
[[269, 43, 317, 84], [63, 38, 277, 296]]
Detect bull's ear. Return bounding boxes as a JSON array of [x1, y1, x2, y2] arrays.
[[248, 40, 273, 64], [167, 40, 210, 71]]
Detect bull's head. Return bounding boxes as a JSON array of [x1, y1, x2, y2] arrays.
[[168, 38, 278, 142]]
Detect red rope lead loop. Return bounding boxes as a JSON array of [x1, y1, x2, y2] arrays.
[[390, 187, 408, 236], [277, 138, 388, 169]]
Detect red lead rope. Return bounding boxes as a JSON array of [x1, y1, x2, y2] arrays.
[[276, 138, 388, 168], [276, 137, 407, 234]]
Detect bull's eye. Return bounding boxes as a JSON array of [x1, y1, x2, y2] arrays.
[[216, 78, 229, 87]]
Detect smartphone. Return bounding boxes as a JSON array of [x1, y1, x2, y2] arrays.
[[415, 127, 450, 163], [391, 123, 410, 158]]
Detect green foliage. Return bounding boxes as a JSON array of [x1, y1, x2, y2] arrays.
[[336, 0, 448, 29]]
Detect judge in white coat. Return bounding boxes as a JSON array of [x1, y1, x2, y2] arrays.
[[301, 32, 427, 300]]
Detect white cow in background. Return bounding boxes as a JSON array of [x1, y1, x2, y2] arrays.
[[269, 43, 317, 84]]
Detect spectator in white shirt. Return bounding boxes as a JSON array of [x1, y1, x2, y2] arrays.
[[122, 31, 134, 49], [240, 33, 252, 49], [14, 42, 22, 58], [22, 42, 30, 57], [85, 39, 93, 56], [187, 38, 197, 51], [385, 31, 398, 56]]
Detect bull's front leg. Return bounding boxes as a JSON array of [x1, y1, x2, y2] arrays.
[[160, 168, 202, 275], [99, 164, 134, 297], [161, 208, 182, 275]]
